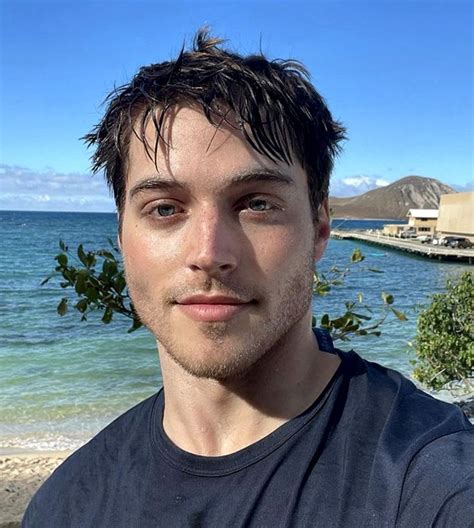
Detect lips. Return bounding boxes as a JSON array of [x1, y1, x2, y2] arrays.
[[176, 295, 251, 322]]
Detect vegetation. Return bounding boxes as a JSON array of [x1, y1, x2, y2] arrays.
[[42, 240, 142, 333], [312, 248, 406, 341], [412, 271, 474, 390], [43, 242, 406, 340]]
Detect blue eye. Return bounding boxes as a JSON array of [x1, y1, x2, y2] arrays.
[[155, 204, 176, 217], [248, 198, 271, 212]]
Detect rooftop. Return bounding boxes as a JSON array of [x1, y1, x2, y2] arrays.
[[407, 209, 439, 219]]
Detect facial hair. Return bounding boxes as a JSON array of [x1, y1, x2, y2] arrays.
[[125, 241, 316, 381]]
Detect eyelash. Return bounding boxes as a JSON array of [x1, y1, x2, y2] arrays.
[[145, 196, 281, 221], [240, 196, 280, 213]]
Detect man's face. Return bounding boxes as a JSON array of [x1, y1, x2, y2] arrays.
[[120, 106, 329, 380]]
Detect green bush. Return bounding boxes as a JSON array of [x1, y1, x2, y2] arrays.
[[412, 271, 474, 390]]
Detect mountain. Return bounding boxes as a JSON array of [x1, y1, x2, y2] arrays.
[[328, 176, 456, 219]]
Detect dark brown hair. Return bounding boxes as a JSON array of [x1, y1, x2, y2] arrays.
[[84, 28, 346, 218]]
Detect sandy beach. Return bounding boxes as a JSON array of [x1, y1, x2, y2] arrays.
[[0, 452, 70, 527]]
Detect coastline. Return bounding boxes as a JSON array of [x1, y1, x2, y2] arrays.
[[0, 451, 70, 527]]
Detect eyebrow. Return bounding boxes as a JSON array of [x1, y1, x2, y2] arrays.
[[128, 168, 294, 200]]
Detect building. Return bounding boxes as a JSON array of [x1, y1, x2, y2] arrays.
[[436, 192, 474, 242], [382, 224, 406, 237], [407, 209, 438, 235]]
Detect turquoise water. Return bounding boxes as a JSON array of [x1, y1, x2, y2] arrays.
[[0, 211, 471, 452]]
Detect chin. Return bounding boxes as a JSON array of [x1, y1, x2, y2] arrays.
[[160, 328, 272, 381]]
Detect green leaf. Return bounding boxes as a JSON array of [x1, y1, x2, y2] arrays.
[[56, 253, 68, 267], [357, 293, 363, 303], [391, 308, 407, 321], [85, 253, 96, 268], [77, 244, 88, 266], [57, 298, 68, 316], [332, 316, 349, 329], [114, 275, 127, 294], [382, 292, 394, 305], [351, 248, 365, 263], [59, 240, 67, 252], [127, 318, 143, 333], [103, 260, 118, 276], [102, 308, 113, 324], [320, 313, 330, 327], [368, 268, 383, 273], [63, 269, 76, 283], [85, 287, 99, 302], [75, 270, 89, 294], [76, 299, 89, 313], [314, 283, 331, 296], [97, 250, 115, 260]]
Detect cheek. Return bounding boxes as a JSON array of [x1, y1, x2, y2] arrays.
[[249, 225, 312, 276], [121, 225, 177, 285]]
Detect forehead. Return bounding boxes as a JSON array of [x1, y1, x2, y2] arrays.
[[126, 106, 307, 190]]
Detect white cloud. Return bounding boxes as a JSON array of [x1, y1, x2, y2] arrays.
[[330, 175, 391, 197], [341, 176, 372, 187], [0, 164, 115, 212], [375, 178, 390, 187]]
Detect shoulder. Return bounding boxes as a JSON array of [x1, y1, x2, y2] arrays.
[[339, 349, 472, 436], [397, 430, 474, 527], [338, 350, 474, 525], [22, 391, 161, 527]]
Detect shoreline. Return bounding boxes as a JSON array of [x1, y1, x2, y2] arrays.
[[0, 452, 71, 526]]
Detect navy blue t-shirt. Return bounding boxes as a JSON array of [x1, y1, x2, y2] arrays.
[[23, 337, 474, 527]]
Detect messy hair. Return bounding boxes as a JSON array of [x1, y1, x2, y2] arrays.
[[84, 28, 346, 219]]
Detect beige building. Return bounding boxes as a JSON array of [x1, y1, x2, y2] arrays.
[[407, 209, 438, 235], [383, 224, 406, 237], [436, 192, 474, 241]]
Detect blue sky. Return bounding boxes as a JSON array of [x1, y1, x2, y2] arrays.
[[1, 0, 472, 212]]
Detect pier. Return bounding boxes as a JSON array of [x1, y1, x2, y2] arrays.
[[331, 230, 474, 263]]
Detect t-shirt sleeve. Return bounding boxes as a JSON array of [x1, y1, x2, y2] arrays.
[[396, 430, 474, 527]]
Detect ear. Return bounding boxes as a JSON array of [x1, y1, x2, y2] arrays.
[[313, 198, 330, 263]]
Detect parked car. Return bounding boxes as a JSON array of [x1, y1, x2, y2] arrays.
[[417, 235, 432, 243], [441, 236, 473, 249], [400, 229, 417, 239]]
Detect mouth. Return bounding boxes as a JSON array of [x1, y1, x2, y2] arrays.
[[176, 295, 254, 322]]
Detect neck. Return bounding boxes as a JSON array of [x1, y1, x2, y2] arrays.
[[158, 318, 340, 456]]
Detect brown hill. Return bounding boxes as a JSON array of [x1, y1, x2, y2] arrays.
[[329, 176, 455, 219]]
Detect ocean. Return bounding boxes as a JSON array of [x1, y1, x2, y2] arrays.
[[0, 211, 471, 453]]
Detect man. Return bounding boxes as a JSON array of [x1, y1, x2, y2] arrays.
[[24, 30, 473, 527]]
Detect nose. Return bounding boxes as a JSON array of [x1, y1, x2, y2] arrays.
[[185, 206, 238, 276]]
